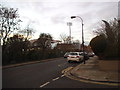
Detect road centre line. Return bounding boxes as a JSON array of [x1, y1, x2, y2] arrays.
[[40, 82, 50, 88], [40, 75, 65, 88], [61, 74, 65, 77], [52, 77, 60, 81]]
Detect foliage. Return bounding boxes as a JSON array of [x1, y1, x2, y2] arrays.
[[0, 5, 22, 46], [36, 33, 53, 50], [18, 24, 35, 40], [59, 33, 73, 43], [90, 35, 107, 59], [2, 34, 30, 65], [90, 18, 119, 60], [1, 5, 65, 65]]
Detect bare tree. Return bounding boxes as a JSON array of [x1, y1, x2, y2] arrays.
[[18, 24, 35, 40], [0, 5, 22, 46], [59, 33, 72, 43], [93, 18, 118, 44], [59, 33, 67, 43], [92, 18, 119, 59]]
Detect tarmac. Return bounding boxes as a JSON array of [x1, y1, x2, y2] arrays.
[[64, 56, 120, 86], [2, 57, 63, 69], [2, 56, 120, 86]]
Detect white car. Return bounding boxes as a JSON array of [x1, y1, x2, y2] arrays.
[[64, 52, 70, 58], [67, 52, 84, 63]]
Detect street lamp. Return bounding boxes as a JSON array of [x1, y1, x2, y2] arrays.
[[67, 22, 72, 44], [71, 16, 85, 64]]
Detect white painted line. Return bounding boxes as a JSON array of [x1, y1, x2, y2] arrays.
[[40, 82, 50, 88], [58, 65, 61, 67], [61, 74, 65, 77], [52, 77, 60, 81]]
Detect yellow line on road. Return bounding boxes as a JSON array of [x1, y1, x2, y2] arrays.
[[65, 73, 120, 86], [62, 67, 73, 74]]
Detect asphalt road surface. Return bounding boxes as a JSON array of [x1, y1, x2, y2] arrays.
[[2, 58, 118, 88]]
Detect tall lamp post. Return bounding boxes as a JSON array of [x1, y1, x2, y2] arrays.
[[71, 16, 85, 64], [67, 22, 72, 44]]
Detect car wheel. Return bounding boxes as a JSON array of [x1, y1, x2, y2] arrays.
[[68, 60, 71, 63], [77, 61, 80, 63]]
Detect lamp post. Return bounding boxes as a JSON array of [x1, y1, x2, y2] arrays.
[[71, 16, 85, 64]]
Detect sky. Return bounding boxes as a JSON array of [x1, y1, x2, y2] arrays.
[[0, 0, 119, 45]]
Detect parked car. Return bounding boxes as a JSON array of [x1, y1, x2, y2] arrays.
[[80, 52, 89, 60], [67, 52, 84, 63], [88, 52, 95, 57], [64, 52, 70, 58]]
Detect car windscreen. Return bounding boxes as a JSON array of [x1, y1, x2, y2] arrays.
[[65, 53, 69, 55], [70, 53, 78, 55]]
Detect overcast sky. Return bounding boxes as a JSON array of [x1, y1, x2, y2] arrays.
[[1, 0, 119, 45]]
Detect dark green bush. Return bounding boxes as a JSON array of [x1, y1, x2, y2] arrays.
[[90, 35, 107, 57]]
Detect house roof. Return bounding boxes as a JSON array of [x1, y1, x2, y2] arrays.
[[51, 40, 62, 43], [29, 39, 37, 43]]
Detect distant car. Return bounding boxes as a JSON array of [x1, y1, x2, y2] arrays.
[[88, 52, 95, 57], [64, 52, 70, 58], [67, 52, 84, 63], [80, 52, 89, 60]]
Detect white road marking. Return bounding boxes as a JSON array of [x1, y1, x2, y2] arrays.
[[52, 77, 60, 81], [40, 82, 50, 88], [40, 66, 69, 88], [61, 74, 65, 77], [58, 65, 61, 67], [39, 74, 65, 88]]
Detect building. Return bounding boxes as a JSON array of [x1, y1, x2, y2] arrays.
[[55, 43, 81, 52], [29, 39, 62, 50]]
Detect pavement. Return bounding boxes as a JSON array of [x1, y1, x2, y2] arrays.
[[64, 56, 120, 86]]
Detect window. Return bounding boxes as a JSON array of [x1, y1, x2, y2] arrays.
[[70, 53, 78, 55]]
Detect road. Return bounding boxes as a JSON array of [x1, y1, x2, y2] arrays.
[[2, 58, 118, 88]]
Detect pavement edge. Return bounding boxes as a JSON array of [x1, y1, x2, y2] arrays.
[[62, 65, 120, 87]]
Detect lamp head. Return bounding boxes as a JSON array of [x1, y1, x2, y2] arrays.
[[71, 16, 76, 19]]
